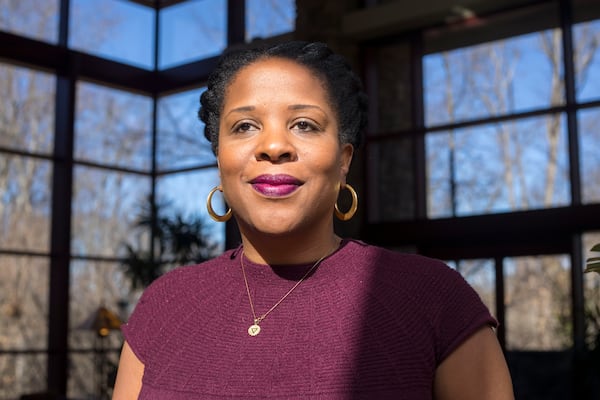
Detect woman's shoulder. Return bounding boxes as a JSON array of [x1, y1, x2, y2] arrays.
[[133, 248, 238, 308], [340, 239, 472, 301], [151, 248, 236, 284], [342, 238, 452, 275]]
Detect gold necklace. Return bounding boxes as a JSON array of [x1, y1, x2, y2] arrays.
[[240, 251, 329, 336]]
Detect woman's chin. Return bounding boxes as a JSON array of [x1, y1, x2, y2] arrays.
[[240, 215, 315, 238]]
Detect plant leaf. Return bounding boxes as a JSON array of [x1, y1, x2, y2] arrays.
[[585, 261, 600, 274], [592, 243, 600, 252]]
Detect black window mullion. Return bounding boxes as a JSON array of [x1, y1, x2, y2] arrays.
[[47, 0, 75, 394]]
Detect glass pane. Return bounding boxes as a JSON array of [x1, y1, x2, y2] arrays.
[[156, 168, 224, 252], [75, 81, 153, 171], [246, 0, 295, 42], [426, 132, 452, 218], [505, 255, 572, 350], [455, 259, 496, 316], [574, 19, 600, 103], [159, 0, 226, 69], [424, 29, 564, 127], [0, 0, 59, 43], [71, 166, 151, 257], [68, 351, 120, 400], [426, 114, 571, 217], [579, 108, 600, 204], [367, 138, 415, 222], [69, 260, 129, 399], [0, 353, 47, 399], [0, 255, 49, 350], [70, 260, 129, 349], [0, 63, 55, 154], [69, 0, 154, 69], [583, 231, 600, 351], [157, 88, 216, 171], [0, 154, 51, 252]]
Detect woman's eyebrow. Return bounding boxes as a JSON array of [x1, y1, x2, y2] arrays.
[[224, 105, 255, 117], [288, 104, 324, 111]]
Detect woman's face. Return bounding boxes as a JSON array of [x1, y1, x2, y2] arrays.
[[217, 57, 353, 238]]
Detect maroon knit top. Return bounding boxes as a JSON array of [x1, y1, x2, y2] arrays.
[[122, 239, 497, 399]]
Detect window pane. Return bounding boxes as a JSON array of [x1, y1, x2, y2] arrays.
[[0, 0, 58, 43], [505, 255, 572, 350], [71, 166, 151, 257], [69, 0, 154, 69], [454, 259, 496, 316], [0, 255, 49, 350], [157, 88, 216, 171], [574, 19, 600, 103], [426, 114, 571, 217], [159, 0, 226, 69], [0, 64, 55, 154], [156, 168, 224, 251], [68, 351, 120, 400], [75, 82, 153, 171], [68, 260, 131, 400], [424, 29, 563, 127], [70, 260, 131, 344], [246, 0, 295, 42], [0, 154, 51, 252], [579, 108, 600, 204], [0, 353, 47, 399], [367, 138, 415, 222]]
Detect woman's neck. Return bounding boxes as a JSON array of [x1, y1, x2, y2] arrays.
[[239, 231, 341, 265]]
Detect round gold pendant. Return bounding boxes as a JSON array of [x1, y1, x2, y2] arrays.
[[248, 324, 261, 336]]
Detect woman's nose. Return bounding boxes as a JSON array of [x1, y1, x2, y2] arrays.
[[255, 127, 297, 163]]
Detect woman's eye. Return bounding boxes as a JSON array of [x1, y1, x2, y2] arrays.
[[293, 120, 317, 132], [234, 122, 256, 133]]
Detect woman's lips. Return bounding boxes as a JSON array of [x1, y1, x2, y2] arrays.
[[250, 174, 303, 197]]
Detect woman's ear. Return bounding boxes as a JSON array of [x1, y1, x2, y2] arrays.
[[340, 143, 354, 178]]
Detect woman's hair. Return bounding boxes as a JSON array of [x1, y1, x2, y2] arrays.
[[199, 41, 368, 154]]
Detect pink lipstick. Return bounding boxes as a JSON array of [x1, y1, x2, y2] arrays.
[[250, 174, 303, 197]]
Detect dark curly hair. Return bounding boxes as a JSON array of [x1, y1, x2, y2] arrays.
[[199, 41, 368, 154]]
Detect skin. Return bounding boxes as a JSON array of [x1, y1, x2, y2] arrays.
[[112, 57, 514, 399], [216, 57, 353, 265]]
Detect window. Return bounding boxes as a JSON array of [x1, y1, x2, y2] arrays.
[[449, 259, 496, 316], [505, 254, 572, 350], [69, 0, 155, 69], [424, 29, 578, 218], [159, 0, 227, 69], [1, 1, 281, 397], [246, 0, 295, 42], [71, 166, 151, 257], [0, 0, 59, 43], [156, 168, 224, 252], [0, 255, 49, 399], [157, 88, 215, 171], [426, 114, 571, 217], [75, 82, 153, 171], [574, 19, 600, 103], [0, 64, 55, 154]]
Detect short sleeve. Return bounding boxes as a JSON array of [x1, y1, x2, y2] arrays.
[[120, 267, 190, 364], [427, 263, 498, 363]]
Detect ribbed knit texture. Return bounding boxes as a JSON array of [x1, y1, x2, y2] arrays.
[[122, 239, 496, 399]]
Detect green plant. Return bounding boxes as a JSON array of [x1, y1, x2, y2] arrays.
[[121, 196, 219, 289], [586, 243, 600, 275]]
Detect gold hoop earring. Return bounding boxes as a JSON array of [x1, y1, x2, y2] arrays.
[[206, 186, 232, 222], [334, 183, 358, 221]]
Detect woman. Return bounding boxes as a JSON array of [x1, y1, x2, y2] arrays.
[[113, 41, 514, 399]]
